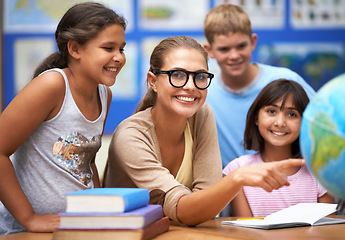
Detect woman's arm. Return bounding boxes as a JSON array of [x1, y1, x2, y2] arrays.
[[230, 189, 252, 217], [106, 106, 305, 226], [0, 71, 64, 232], [176, 159, 305, 226], [106, 114, 193, 223]]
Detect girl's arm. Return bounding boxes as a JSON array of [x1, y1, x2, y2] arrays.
[[91, 158, 101, 188], [318, 193, 335, 217], [230, 189, 252, 217], [318, 193, 334, 204], [0, 71, 65, 232], [316, 176, 334, 204], [176, 159, 305, 226]]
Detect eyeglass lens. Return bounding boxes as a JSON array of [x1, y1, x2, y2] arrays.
[[170, 70, 211, 89]]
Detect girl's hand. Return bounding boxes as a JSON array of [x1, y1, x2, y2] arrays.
[[24, 214, 60, 233], [233, 159, 305, 192]]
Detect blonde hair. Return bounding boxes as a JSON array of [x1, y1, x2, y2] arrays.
[[204, 4, 252, 45], [136, 36, 208, 112]]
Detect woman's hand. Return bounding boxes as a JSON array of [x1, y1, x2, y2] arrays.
[[232, 159, 305, 192], [176, 159, 305, 226]]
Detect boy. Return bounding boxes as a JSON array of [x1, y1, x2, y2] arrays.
[[203, 4, 315, 168]]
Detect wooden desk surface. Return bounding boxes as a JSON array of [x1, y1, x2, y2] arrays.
[[163, 216, 345, 240], [2, 216, 345, 240]]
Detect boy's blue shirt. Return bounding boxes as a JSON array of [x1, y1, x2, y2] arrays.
[[206, 63, 315, 168]]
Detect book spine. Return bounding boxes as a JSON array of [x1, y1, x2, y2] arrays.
[[123, 191, 150, 212], [142, 217, 169, 240], [142, 206, 164, 228]]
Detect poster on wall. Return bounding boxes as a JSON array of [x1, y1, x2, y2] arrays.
[[258, 43, 345, 90], [138, 0, 209, 31], [291, 0, 345, 28], [215, 0, 285, 29], [14, 37, 55, 93], [141, 37, 162, 97], [110, 41, 138, 100], [4, 0, 134, 33]]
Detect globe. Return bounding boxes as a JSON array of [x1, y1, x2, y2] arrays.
[[300, 73, 345, 200]]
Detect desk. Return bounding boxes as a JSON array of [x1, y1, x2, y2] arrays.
[[161, 216, 345, 240], [1, 217, 345, 240]]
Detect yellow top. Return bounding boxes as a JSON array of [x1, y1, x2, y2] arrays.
[[176, 121, 193, 190]]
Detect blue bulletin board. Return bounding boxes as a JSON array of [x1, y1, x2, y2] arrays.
[[3, 0, 345, 134]]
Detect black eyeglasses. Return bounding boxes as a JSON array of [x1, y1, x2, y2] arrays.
[[152, 69, 214, 90]]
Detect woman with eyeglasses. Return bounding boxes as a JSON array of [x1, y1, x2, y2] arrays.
[[104, 36, 305, 226]]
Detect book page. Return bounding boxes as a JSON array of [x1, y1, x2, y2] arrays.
[[221, 203, 341, 229], [264, 203, 338, 225], [313, 217, 345, 226]]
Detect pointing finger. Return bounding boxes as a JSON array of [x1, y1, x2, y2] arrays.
[[277, 159, 305, 171]]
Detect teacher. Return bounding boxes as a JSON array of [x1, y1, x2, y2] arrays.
[[104, 36, 305, 226]]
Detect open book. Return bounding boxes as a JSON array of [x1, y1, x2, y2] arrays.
[[222, 203, 345, 229]]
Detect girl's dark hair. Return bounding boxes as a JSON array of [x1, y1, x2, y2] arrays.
[[33, 2, 127, 78], [243, 79, 310, 157], [135, 36, 209, 112]]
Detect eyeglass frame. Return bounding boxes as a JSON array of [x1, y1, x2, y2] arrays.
[[151, 69, 214, 90]]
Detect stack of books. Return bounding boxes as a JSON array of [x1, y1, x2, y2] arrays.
[[53, 188, 169, 240]]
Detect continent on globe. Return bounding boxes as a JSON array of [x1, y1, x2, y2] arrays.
[[310, 112, 345, 176]]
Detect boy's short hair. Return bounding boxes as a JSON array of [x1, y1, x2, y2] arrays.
[[204, 4, 252, 45]]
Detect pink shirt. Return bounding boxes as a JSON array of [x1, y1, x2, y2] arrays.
[[223, 153, 327, 217]]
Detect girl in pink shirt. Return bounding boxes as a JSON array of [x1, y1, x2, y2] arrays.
[[223, 79, 334, 217]]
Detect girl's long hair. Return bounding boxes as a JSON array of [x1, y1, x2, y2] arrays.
[[244, 79, 310, 157], [33, 2, 127, 78]]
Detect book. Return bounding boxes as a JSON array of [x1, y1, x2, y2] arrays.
[[59, 204, 163, 230], [221, 203, 345, 229], [65, 188, 150, 213], [53, 216, 170, 240]]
